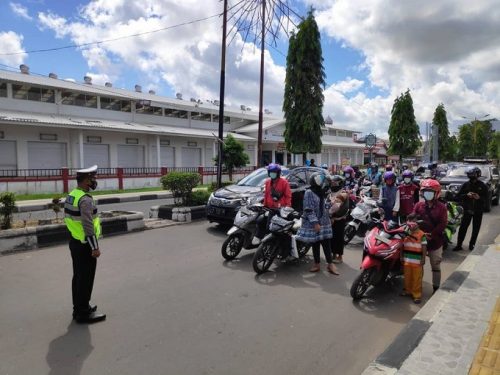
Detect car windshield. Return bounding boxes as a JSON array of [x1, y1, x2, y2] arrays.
[[237, 168, 290, 187], [447, 165, 490, 178]]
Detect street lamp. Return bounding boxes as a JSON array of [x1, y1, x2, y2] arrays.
[[460, 114, 490, 156]]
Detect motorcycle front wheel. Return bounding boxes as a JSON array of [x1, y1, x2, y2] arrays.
[[344, 224, 356, 245], [252, 239, 278, 274], [350, 268, 374, 300], [221, 233, 244, 260]]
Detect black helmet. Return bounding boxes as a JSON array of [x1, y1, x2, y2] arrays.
[[330, 174, 345, 192], [466, 166, 481, 178], [309, 172, 329, 191]]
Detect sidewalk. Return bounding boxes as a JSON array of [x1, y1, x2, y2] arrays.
[[363, 234, 500, 375], [15, 190, 173, 212]]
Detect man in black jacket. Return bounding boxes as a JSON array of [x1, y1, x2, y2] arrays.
[[453, 167, 488, 251]]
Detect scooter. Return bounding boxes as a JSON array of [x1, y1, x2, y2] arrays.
[[252, 207, 310, 274], [221, 200, 270, 260], [350, 220, 414, 300], [344, 195, 383, 245], [443, 201, 464, 250]]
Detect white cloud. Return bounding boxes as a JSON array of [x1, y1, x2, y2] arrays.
[[331, 78, 364, 94], [0, 31, 27, 66], [313, 0, 500, 134], [9, 2, 33, 20], [37, 0, 288, 114]]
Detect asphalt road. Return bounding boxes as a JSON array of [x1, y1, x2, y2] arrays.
[[1, 206, 498, 375]]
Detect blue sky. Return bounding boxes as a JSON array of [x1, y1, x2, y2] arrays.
[[1, 0, 498, 137]]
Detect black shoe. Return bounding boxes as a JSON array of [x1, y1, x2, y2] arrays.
[[452, 245, 463, 252], [75, 311, 106, 324], [469, 244, 475, 251], [73, 304, 97, 318], [432, 286, 439, 295]]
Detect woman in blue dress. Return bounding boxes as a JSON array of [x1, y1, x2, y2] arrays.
[[296, 173, 339, 275]]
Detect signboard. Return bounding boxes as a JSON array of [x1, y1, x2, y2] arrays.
[[365, 133, 377, 148], [276, 142, 286, 152], [341, 158, 351, 166]]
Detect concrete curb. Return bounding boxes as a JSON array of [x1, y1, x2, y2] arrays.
[[0, 211, 145, 255], [362, 245, 489, 375], [14, 192, 174, 212]]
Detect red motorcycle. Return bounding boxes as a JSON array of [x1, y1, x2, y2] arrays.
[[350, 220, 413, 300]]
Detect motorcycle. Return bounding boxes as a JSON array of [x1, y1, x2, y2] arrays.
[[443, 201, 464, 250], [252, 207, 310, 274], [350, 220, 414, 300], [221, 201, 270, 260], [344, 195, 383, 245]]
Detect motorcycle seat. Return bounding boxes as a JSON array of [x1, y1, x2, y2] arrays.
[[383, 220, 406, 234]]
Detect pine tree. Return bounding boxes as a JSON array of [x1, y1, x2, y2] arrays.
[[213, 134, 249, 180], [283, 10, 326, 162], [431, 103, 450, 161], [388, 90, 421, 163]]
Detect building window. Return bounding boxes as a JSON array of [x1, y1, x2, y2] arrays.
[[87, 136, 102, 143], [62, 91, 97, 108], [191, 112, 212, 121], [337, 130, 346, 137], [12, 84, 55, 103], [0, 82, 6, 97], [213, 115, 231, 124], [164, 108, 188, 118], [136, 102, 163, 116], [100, 96, 132, 112]]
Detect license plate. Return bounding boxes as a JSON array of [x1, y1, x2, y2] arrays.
[[209, 207, 226, 216]]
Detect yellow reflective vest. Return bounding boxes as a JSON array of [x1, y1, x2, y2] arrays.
[[64, 188, 101, 242]]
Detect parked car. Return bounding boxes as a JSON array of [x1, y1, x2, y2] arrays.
[[439, 163, 499, 212], [207, 166, 329, 224]]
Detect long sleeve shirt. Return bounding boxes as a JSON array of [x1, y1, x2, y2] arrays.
[[79, 194, 99, 250], [263, 177, 292, 209], [412, 201, 448, 251], [457, 180, 488, 213]]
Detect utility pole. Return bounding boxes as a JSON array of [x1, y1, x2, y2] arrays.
[[257, 0, 266, 167], [216, 0, 228, 188], [432, 122, 439, 162]]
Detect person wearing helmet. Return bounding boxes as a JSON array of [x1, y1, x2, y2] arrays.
[[252, 163, 292, 245], [328, 175, 349, 264], [343, 166, 358, 193], [352, 165, 362, 179], [378, 171, 398, 221], [428, 162, 439, 179], [370, 163, 382, 187], [453, 166, 488, 252], [321, 163, 329, 171], [392, 169, 419, 221], [412, 178, 448, 293], [296, 172, 339, 274], [385, 164, 393, 172]]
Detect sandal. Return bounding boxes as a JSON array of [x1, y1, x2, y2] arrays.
[[413, 298, 421, 304], [309, 263, 321, 273], [327, 264, 340, 275]]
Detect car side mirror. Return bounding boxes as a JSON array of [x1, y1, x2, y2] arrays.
[[289, 182, 299, 189]]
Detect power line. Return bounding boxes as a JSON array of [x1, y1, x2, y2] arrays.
[[0, 13, 223, 56]]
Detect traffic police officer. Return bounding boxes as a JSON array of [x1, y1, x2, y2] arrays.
[[64, 165, 106, 323]]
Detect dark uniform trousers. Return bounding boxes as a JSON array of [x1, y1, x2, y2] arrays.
[[457, 211, 483, 248], [69, 238, 96, 315]]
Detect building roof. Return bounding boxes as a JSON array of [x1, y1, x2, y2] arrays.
[[0, 109, 255, 141], [0, 69, 277, 121], [323, 140, 365, 149], [233, 118, 284, 133]]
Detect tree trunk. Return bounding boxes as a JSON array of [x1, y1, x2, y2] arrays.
[[302, 153, 307, 165]]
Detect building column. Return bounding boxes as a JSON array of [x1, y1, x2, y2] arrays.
[[283, 150, 288, 166], [78, 131, 84, 168], [272, 149, 276, 163], [338, 148, 341, 166], [156, 135, 161, 168], [201, 138, 206, 167], [254, 143, 258, 167]]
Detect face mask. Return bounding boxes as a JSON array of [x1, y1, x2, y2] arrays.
[[89, 179, 98, 190], [269, 172, 278, 180], [344, 173, 350, 178], [403, 178, 411, 184], [423, 191, 434, 201]]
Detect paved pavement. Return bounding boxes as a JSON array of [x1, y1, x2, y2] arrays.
[[363, 234, 500, 375]]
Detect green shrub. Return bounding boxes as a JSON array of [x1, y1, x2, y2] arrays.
[[0, 192, 17, 229], [187, 190, 211, 206], [160, 172, 200, 206], [208, 181, 234, 193]]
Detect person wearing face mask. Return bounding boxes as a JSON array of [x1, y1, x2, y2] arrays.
[[392, 170, 419, 221], [253, 163, 291, 245], [453, 167, 488, 252], [378, 171, 398, 221], [412, 179, 448, 293], [64, 165, 106, 324], [342, 166, 358, 193]]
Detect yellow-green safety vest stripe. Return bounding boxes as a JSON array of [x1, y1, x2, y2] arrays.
[[64, 188, 101, 242]]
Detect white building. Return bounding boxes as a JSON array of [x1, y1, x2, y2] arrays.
[[0, 66, 364, 174]]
